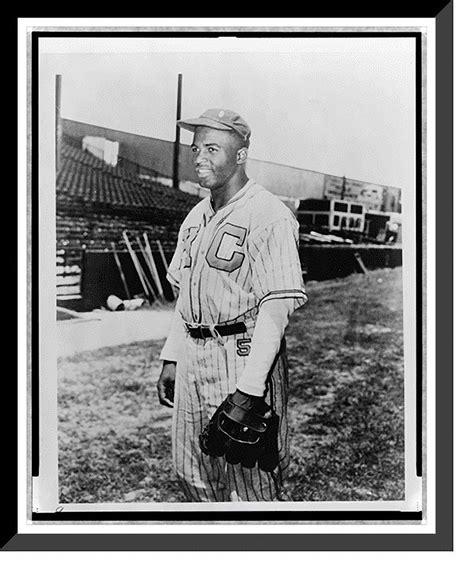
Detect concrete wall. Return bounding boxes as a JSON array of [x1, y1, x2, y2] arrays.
[[62, 118, 194, 179], [62, 118, 401, 211], [246, 159, 326, 200]]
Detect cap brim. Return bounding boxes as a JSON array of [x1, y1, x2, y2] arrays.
[[176, 117, 233, 132]]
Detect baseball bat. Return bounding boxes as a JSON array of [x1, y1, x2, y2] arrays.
[[111, 241, 131, 299], [122, 230, 153, 302], [156, 239, 177, 300], [143, 232, 164, 298], [134, 233, 161, 300], [156, 239, 169, 272]]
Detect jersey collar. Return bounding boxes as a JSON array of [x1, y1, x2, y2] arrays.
[[207, 178, 256, 217]]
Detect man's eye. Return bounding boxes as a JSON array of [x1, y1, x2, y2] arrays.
[[208, 147, 218, 153], [191, 146, 198, 153]]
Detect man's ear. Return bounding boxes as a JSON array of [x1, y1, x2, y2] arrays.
[[236, 147, 248, 164]]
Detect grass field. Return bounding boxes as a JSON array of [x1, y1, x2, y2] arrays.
[[58, 267, 405, 503]]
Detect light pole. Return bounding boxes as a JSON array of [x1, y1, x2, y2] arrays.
[[172, 73, 183, 189]]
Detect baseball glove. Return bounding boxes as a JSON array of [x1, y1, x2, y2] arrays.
[[198, 389, 280, 472]]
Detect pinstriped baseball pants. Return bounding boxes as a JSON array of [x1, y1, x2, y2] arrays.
[[172, 330, 290, 502]]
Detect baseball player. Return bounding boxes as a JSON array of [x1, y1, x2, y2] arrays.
[[157, 109, 307, 502]]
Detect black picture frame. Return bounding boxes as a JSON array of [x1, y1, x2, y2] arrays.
[[6, 3, 453, 551]]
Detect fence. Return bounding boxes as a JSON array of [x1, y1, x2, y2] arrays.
[[56, 247, 84, 302], [299, 244, 402, 281], [67, 246, 174, 311], [57, 243, 402, 312]]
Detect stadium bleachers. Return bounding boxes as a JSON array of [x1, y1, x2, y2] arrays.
[[57, 142, 199, 214], [56, 210, 178, 250], [56, 141, 199, 251], [56, 141, 199, 306]]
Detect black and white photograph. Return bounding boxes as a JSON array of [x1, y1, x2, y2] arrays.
[[30, 29, 424, 520]]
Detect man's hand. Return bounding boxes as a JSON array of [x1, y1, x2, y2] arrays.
[[156, 361, 176, 408]]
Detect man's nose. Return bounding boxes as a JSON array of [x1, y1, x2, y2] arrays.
[[194, 149, 207, 165]]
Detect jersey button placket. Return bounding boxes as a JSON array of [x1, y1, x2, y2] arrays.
[[195, 226, 213, 323], [189, 225, 205, 321]]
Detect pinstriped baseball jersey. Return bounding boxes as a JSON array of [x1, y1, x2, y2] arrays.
[[167, 179, 307, 326], [167, 178, 307, 501]]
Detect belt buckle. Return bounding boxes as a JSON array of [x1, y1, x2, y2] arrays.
[[189, 324, 206, 339], [186, 324, 208, 339]]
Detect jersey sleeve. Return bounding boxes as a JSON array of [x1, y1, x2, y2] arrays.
[[166, 230, 183, 289], [159, 307, 186, 363], [248, 215, 308, 309], [236, 298, 294, 396]]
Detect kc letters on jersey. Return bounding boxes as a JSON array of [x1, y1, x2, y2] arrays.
[[167, 180, 307, 327]]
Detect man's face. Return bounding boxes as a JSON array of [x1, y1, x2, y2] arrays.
[[191, 127, 243, 190]]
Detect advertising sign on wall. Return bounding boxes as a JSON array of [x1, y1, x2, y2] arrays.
[[324, 175, 401, 212]]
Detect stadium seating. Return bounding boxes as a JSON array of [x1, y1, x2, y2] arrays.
[[56, 141, 199, 252], [57, 142, 199, 213], [56, 141, 200, 306]]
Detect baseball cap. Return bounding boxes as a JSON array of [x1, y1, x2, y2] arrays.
[[177, 109, 251, 142]]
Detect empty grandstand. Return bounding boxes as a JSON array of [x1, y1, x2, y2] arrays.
[[56, 141, 200, 309]]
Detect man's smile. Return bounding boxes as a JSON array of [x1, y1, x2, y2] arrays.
[[196, 167, 213, 177]]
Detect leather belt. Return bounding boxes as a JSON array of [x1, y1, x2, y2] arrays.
[[185, 321, 247, 339]]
